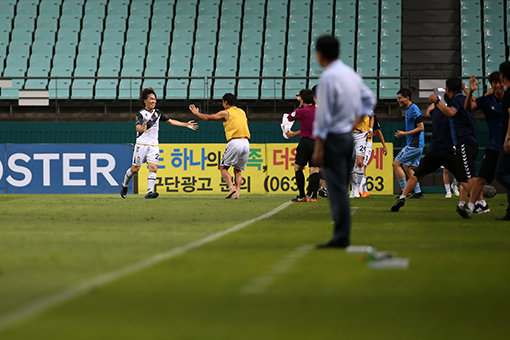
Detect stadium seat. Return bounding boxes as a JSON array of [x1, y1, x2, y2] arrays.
[[130, 1, 152, 19], [261, 79, 283, 99], [0, 0, 407, 101], [238, 79, 259, 99], [71, 79, 95, 99], [118, 79, 141, 99], [166, 79, 188, 99], [95, 79, 118, 99]]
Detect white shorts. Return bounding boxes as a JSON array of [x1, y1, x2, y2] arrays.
[[363, 140, 373, 166], [221, 138, 250, 171], [132, 144, 160, 166], [353, 132, 367, 158]]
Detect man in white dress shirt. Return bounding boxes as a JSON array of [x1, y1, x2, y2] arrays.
[[312, 35, 376, 248]]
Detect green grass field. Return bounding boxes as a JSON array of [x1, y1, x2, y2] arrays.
[[0, 193, 509, 339]]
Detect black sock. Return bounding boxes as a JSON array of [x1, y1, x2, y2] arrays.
[[295, 170, 305, 197], [309, 173, 320, 198]]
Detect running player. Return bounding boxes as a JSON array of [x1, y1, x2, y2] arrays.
[[463, 72, 505, 214], [350, 113, 372, 198], [391, 98, 456, 212], [189, 93, 251, 199], [360, 113, 388, 197], [120, 88, 198, 199], [393, 88, 425, 199], [429, 78, 478, 218]]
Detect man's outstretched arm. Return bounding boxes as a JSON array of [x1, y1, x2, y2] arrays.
[[189, 104, 228, 121]]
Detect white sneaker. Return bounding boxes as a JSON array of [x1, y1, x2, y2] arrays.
[[349, 191, 356, 198], [445, 192, 452, 198], [351, 190, 360, 198], [452, 185, 460, 196]]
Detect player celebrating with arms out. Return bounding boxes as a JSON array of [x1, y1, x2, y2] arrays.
[[189, 93, 251, 199], [120, 88, 198, 199]]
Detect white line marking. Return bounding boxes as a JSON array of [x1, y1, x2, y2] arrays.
[[0, 201, 293, 333], [351, 207, 359, 215], [241, 244, 314, 295]]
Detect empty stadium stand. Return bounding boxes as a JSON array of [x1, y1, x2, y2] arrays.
[[0, 0, 406, 101], [461, 0, 509, 83]]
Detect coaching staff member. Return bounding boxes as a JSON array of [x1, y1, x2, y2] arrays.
[[312, 35, 376, 248], [287, 89, 321, 202]]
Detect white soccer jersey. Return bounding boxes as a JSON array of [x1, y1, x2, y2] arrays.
[[135, 108, 170, 145]]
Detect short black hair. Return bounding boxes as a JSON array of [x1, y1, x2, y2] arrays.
[[446, 78, 462, 93], [488, 71, 501, 84], [311, 84, 318, 97], [397, 88, 411, 99], [299, 89, 314, 105], [499, 61, 510, 81], [222, 93, 236, 106], [140, 88, 156, 102], [315, 35, 339, 61]]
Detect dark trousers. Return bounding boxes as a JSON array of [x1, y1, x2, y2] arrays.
[[496, 151, 510, 216], [322, 132, 354, 246]]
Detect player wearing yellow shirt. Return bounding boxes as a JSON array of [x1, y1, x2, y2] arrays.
[[350, 114, 372, 198], [359, 114, 389, 197], [189, 93, 250, 199]]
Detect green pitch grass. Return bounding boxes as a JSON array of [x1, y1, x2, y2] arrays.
[[0, 194, 509, 339]]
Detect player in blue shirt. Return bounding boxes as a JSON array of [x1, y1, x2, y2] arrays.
[[463, 72, 505, 215], [393, 88, 425, 199], [391, 99, 456, 212], [429, 78, 478, 218]]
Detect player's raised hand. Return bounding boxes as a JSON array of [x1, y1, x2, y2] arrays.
[[429, 94, 438, 103], [394, 130, 404, 138], [189, 104, 200, 115], [469, 75, 478, 92], [186, 120, 198, 131]]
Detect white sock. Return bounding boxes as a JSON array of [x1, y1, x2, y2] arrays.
[[458, 201, 465, 207], [468, 202, 475, 212], [122, 169, 133, 187], [147, 172, 157, 193], [354, 166, 364, 192], [360, 175, 367, 193], [476, 200, 487, 207], [444, 184, 451, 194], [399, 194, 406, 199]]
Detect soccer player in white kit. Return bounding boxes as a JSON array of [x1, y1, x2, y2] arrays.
[[120, 88, 198, 199]]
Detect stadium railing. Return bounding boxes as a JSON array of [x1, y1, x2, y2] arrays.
[[0, 75, 408, 103]]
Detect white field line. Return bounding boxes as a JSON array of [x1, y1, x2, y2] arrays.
[[0, 201, 293, 333], [351, 207, 359, 215], [241, 244, 314, 295]]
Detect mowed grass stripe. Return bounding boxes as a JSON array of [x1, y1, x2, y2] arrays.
[[241, 243, 314, 294], [0, 200, 293, 333], [2, 195, 510, 339]]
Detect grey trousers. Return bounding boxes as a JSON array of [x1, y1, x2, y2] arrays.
[[322, 132, 354, 246]]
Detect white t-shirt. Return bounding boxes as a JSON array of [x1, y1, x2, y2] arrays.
[[135, 108, 170, 145]]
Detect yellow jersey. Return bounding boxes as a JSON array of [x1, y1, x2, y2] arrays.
[[223, 106, 251, 141], [353, 115, 371, 133]]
